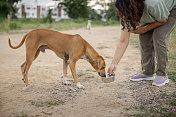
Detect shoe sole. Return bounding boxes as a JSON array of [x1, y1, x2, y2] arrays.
[[130, 77, 155, 81], [152, 79, 169, 86]]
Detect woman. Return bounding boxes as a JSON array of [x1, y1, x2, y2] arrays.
[[108, 0, 176, 86]]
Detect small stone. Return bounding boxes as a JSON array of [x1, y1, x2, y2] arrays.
[[85, 74, 94, 78], [41, 111, 52, 115], [77, 72, 85, 77], [96, 81, 103, 83], [67, 94, 72, 97], [69, 87, 76, 92]]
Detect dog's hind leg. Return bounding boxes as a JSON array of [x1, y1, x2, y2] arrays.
[[34, 49, 40, 60], [21, 61, 26, 83], [23, 53, 35, 86], [21, 49, 40, 83], [62, 60, 71, 85], [22, 39, 39, 86], [21, 49, 40, 85]]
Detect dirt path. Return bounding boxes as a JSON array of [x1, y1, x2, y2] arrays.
[[0, 26, 141, 117]]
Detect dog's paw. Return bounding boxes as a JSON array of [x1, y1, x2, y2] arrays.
[[22, 85, 32, 92], [63, 80, 71, 85], [22, 78, 25, 83], [76, 83, 85, 89]]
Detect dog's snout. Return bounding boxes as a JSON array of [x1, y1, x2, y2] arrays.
[[101, 74, 106, 77], [98, 72, 106, 77], [98, 72, 101, 76]]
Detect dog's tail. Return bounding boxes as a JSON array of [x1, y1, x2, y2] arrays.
[[8, 34, 27, 49]]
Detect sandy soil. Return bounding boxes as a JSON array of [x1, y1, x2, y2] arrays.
[[0, 26, 141, 117]]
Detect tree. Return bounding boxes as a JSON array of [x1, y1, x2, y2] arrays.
[[107, 0, 119, 20], [95, 0, 109, 22], [90, 9, 102, 20], [95, 0, 119, 21], [43, 9, 53, 23], [58, 0, 90, 19], [0, 0, 21, 20]]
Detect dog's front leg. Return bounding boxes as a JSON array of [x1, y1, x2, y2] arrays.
[[62, 60, 71, 85], [69, 60, 85, 89], [62, 74, 71, 85]]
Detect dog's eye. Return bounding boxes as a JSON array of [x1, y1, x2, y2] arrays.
[[101, 67, 105, 70]]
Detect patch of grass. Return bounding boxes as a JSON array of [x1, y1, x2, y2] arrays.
[[171, 92, 176, 97], [92, 20, 120, 26], [161, 112, 176, 117], [104, 56, 113, 59], [85, 69, 96, 73], [168, 54, 176, 60], [128, 112, 150, 117], [160, 92, 168, 97], [125, 106, 133, 111], [128, 87, 135, 90], [45, 100, 65, 106], [0, 18, 120, 32], [168, 99, 176, 106], [128, 107, 176, 117], [96, 46, 109, 50], [129, 91, 176, 117], [167, 28, 176, 80], [166, 92, 176, 106], [31, 100, 65, 107], [167, 71, 176, 80], [9, 22, 21, 30], [31, 101, 44, 107], [16, 114, 29, 117]]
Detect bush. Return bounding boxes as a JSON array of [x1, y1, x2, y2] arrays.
[[9, 22, 17, 29], [9, 22, 21, 30]]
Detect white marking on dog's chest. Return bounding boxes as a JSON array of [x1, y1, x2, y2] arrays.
[[80, 55, 89, 62]]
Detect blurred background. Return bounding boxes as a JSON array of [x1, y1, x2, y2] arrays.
[[0, 0, 120, 32]]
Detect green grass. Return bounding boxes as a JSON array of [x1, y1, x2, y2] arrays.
[[167, 28, 176, 80], [31, 100, 65, 107], [128, 111, 176, 117], [96, 45, 109, 50], [0, 18, 120, 32], [85, 69, 96, 73], [128, 91, 176, 117], [16, 114, 29, 117]]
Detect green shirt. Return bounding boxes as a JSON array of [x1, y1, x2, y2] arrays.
[[140, 0, 176, 25]]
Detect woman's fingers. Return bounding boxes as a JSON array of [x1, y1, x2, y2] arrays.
[[108, 65, 116, 75]]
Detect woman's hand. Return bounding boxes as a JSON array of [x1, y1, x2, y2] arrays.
[[130, 26, 147, 34], [108, 64, 116, 75], [131, 18, 168, 34]]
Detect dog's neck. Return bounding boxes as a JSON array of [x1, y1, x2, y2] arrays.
[[85, 43, 99, 65]]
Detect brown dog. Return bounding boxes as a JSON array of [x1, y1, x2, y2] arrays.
[[8, 29, 106, 89]]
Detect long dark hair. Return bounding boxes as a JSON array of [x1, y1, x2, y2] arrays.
[[115, 0, 145, 31]]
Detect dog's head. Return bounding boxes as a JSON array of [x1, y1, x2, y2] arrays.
[[93, 56, 106, 77]]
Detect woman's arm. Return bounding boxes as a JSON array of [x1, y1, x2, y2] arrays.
[[131, 18, 168, 34], [108, 29, 130, 74]]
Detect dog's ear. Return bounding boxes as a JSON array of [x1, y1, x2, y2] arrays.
[[96, 59, 102, 69]]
